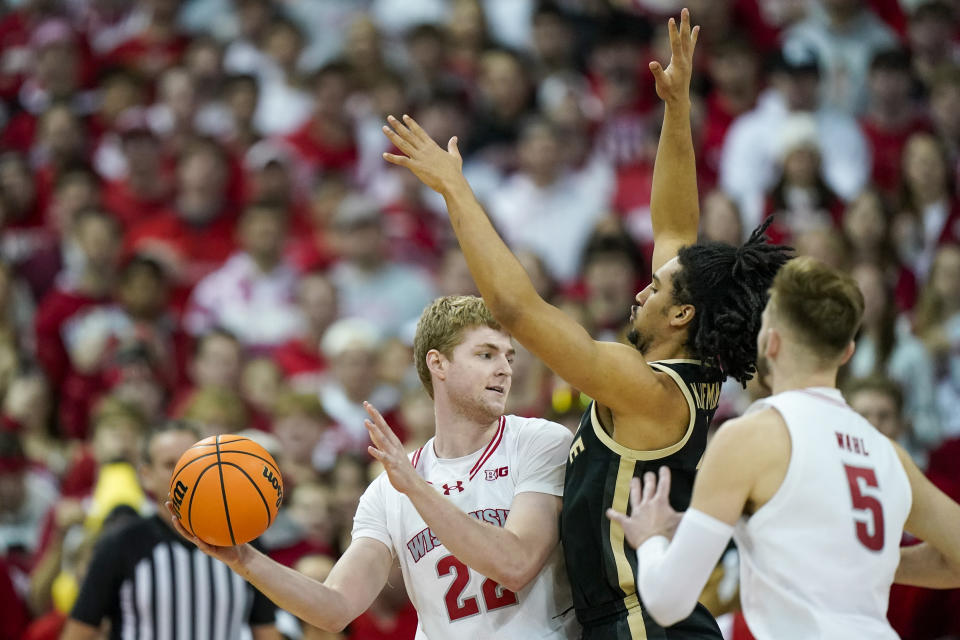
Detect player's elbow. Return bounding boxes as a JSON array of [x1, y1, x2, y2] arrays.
[[646, 599, 695, 629], [499, 557, 543, 593], [638, 575, 697, 627], [316, 615, 349, 634]]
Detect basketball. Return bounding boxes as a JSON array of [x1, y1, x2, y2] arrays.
[[168, 434, 284, 546]]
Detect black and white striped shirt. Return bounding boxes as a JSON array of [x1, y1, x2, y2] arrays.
[[71, 515, 276, 640]]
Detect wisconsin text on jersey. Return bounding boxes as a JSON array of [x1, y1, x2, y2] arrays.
[[407, 508, 512, 563]]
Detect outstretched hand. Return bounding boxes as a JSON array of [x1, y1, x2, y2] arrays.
[[164, 500, 248, 569], [606, 466, 683, 549], [649, 8, 700, 105], [364, 401, 422, 496], [381, 114, 466, 195]]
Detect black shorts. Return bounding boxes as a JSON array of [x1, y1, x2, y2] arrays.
[[578, 602, 722, 640]]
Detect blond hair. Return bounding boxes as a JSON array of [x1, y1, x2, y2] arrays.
[[769, 257, 864, 360], [413, 296, 501, 398]]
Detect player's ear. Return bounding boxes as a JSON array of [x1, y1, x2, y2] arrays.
[[837, 340, 856, 366], [765, 328, 781, 359], [425, 349, 446, 383], [670, 303, 695, 328]]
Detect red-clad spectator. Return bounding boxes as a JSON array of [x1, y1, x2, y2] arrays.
[[184, 202, 301, 349], [698, 36, 760, 192], [14, 166, 100, 303], [126, 137, 238, 308], [860, 50, 929, 196], [842, 189, 919, 311], [101, 123, 174, 230], [762, 113, 845, 246], [34, 208, 120, 395], [273, 271, 338, 384], [104, 0, 190, 79], [894, 132, 960, 279], [1, 19, 94, 153], [380, 168, 447, 270], [284, 62, 359, 176]]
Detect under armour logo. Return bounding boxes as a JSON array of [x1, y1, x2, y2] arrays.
[[484, 467, 509, 481], [442, 482, 464, 495]]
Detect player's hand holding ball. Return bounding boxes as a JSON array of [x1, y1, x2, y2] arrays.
[[165, 434, 283, 567]]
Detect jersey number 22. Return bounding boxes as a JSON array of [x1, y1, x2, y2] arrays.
[[437, 555, 519, 621]]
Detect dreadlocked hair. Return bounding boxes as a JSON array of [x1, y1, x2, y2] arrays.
[[672, 217, 793, 386]]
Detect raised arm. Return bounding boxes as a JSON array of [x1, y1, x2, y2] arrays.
[[380, 35, 715, 416], [649, 8, 701, 273], [892, 444, 960, 589], [165, 505, 393, 632], [362, 403, 563, 592]]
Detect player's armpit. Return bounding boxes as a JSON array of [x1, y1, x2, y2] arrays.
[[500, 492, 562, 592], [893, 443, 960, 588], [59, 619, 103, 640], [502, 297, 668, 416], [688, 409, 788, 525]]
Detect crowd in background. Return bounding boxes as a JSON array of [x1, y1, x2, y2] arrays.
[[0, 0, 959, 638]]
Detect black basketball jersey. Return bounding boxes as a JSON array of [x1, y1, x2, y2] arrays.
[[560, 359, 724, 640]]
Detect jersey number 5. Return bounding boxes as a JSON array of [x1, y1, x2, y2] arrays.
[[844, 464, 885, 552], [436, 555, 519, 621]]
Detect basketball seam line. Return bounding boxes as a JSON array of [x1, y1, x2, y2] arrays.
[[219, 461, 273, 528], [186, 462, 219, 539], [216, 435, 237, 546], [173, 449, 281, 480]]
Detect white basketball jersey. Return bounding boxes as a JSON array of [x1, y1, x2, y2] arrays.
[[352, 415, 579, 640], [733, 387, 912, 640]]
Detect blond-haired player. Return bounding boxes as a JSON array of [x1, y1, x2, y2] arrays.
[[608, 257, 960, 639], [169, 295, 577, 639]]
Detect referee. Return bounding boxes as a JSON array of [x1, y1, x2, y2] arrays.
[[61, 422, 280, 640]]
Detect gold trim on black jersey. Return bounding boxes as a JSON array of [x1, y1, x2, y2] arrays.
[[609, 457, 649, 638], [589, 362, 698, 461]]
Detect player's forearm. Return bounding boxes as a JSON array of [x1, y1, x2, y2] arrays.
[[895, 543, 960, 589], [231, 546, 353, 631], [441, 178, 542, 326], [650, 100, 699, 245], [406, 479, 540, 591]]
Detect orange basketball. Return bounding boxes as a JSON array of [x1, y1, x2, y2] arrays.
[[168, 434, 283, 546]]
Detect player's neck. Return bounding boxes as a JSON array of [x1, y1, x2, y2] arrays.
[[769, 366, 839, 396], [642, 341, 692, 363], [431, 404, 501, 459]]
